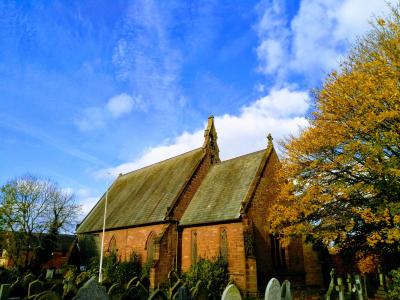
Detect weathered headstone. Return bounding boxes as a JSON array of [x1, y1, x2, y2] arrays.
[[280, 280, 292, 300], [191, 281, 208, 300], [0, 284, 10, 300], [126, 276, 139, 290], [264, 278, 280, 300], [9, 277, 24, 298], [35, 291, 61, 300], [108, 283, 124, 300], [46, 269, 55, 280], [22, 273, 35, 289], [354, 275, 364, 300], [221, 283, 242, 300], [170, 279, 182, 297], [135, 281, 149, 299], [50, 282, 64, 297], [336, 277, 345, 300], [173, 285, 191, 300], [149, 289, 167, 300], [28, 280, 44, 297], [140, 275, 150, 291], [325, 269, 337, 300], [73, 277, 108, 300]]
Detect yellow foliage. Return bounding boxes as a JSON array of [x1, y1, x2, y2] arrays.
[[270, 5, 400, 258]]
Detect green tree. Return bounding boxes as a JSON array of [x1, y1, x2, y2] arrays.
[[270, 5, 400, 270], [0, 174, 81, 270]]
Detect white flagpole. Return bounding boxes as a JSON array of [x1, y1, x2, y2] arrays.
[[99, 174, 111, 283]]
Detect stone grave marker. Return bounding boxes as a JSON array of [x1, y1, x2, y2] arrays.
[[22, 273, 35, 289], [336, 277, 345, 300], [108, 283, 124, 300], [46, 269, 55, 280], [126, 276, 139, 290], [264, 278, 280, 300], [0, 283, 10, 300], [325, 269, 336, 300], [140, 275, 150, 291], [35, 291, 61, 300], [50, 282, 64, 297], [354, 275, 364, 300], [28, 279, 44, 297], [173, 285, 191, 300], [192, 281, 208, 300], [9, 277, 24, 298], [124, 285, 142, 300], [170, 279, 182, 297], [280, 280, 292, 300], [221, 283, 242, 300], [73, 277, 108, 300], [149, 289, 168, 300], [135, 281, 149, 299]]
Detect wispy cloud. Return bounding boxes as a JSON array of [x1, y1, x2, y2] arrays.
[[255, 0, 393, 85], [111, 0, 187, 112], [0, 113, 107, 166], [75, 92, 143, 131], [95, 87, 310, 178]]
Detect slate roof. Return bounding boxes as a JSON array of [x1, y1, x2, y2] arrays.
[[179, 149, 267, 226], [77, 148, 205, 233]]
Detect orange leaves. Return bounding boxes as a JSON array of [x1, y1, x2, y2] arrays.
[[269, 4, 400, 259]]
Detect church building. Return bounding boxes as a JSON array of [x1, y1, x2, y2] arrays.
[[76, 116, 323, 295]]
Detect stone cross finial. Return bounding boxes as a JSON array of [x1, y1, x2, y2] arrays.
[[202, 115, 220, 163], [267, 133, 273, 147]]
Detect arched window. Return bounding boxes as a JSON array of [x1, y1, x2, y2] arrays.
[[220, 228, 228, 259], [270, 234, 286, 271], [107, 235, 117, 253], [191, 231, 197, 264], [145, 232, 155, 263]]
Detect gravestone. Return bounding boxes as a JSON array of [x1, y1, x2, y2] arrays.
[[46, 269, 54, 280], [280, 280, 292, 300], [168, 270, 180, 287], [0, 284, 10, 300], [336, 277, 345, 300], [170, 279, 182, 297], [135, 281, 149, 299], [108, 283, 124, 300], [28, 280, 44, 297], [354, 275, 364, 300], [325, 269, 337, 300], [173, 285, 191, 300], [192, 281, 208, 300], [35, 291, 61, 300], [265, 278, 280, 300], [73, 277, 108, 300], [126, 277, 139, 290], [50, 282, 64, 296], [149, 289, 168, 300], [23, 273, 35, 289], [9, 277, 24, 298], [140, 275, 150, 291], [221, 283, 242, 300]]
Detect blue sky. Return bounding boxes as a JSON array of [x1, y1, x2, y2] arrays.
[[0, 0, 392, 216]]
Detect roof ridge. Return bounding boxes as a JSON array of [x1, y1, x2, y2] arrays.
[[218, 148, 266, 164], [120, 147, 203, 177]]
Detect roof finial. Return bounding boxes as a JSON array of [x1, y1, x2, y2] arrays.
[[203, 115, 220, 163], [267, 133, 273, 147]]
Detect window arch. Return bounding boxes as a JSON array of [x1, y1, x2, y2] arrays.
[[220, 227, 228, 259], [145, 232, 156, 263], [107, 235, 117, 253]]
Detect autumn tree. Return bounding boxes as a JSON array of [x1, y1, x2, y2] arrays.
[[270, 6, 400, 271], [0, 174, 81, 270]]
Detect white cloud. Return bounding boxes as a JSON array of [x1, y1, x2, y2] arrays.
[[95, 87, 310, 178], [75, 93, 143, 131], [106, 93, 135, 118], [256, 0, 394, 84]]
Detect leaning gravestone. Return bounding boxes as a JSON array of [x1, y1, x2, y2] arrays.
[[149, 289, 168, 300], [46, 269, 55, 280], [280, 280, 292, 300], [126, 276, 139, 291], [264, 278, 280, 300], [0, 284, 10, 300], [28, 280, 44, 297], [73, 277, 108, 300], [108, 283, 124, 300], [354, 275, 364, 300], [221, 283, 242, 300], [140, 275, 150, 291]]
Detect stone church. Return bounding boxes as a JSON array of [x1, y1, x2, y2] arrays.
[[76, 116, 323, 295]]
